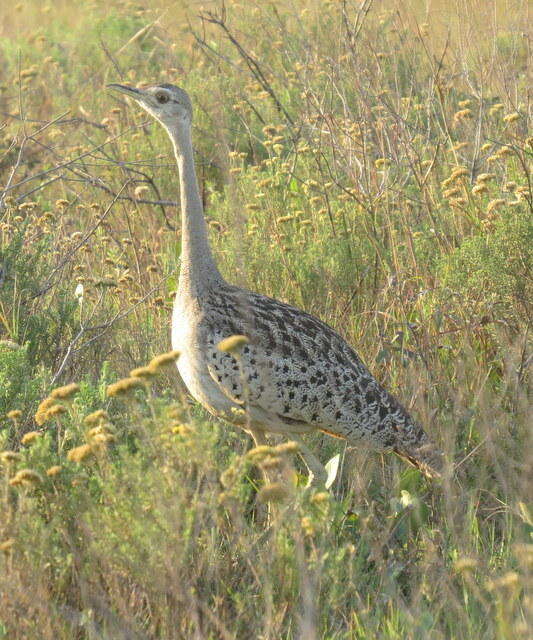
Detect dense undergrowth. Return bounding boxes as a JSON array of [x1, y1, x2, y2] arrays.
[[0, 1, 531, 638]]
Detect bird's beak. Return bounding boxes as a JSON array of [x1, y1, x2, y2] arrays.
[[106, 83, 145, 100]]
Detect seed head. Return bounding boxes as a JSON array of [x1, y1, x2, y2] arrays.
[[106, 377, 145, 397], [453, 108, 472, 123], [487, 199, 506, 214], [130, 365, 157, 379], [276, 215, 295, 224], [472, 184, 488, 196], [21, 431, 41, 445], [7, 409, 22, 421], [262, 125, 277, 137], [0, 451, 21, 464], [449, 197, 467, 207], [503, 112, 520, 124], [50, 383, 80, 400], [91, 432, 115, 446], [260, 455, 284, 471], [246, 445, 275, 461], [450, 166, 469, 180], [274, 441, 300, 455], [496, 145, 513, 157], [48, 405, 67, 418], [35, 396, 56, 425], [67, 444, 94, 463], [476, 173, 495, 183], [10, 469, 43, 486], [148, 350, 181, 372], [83, 410, 109, 426], [46, 465, 62, 477], [489, 103, 504, 116], [217, 335, 249, 355], [443, 187, 462, 199]]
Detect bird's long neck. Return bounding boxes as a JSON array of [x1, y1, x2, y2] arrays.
[[168, 121, 222, 297]]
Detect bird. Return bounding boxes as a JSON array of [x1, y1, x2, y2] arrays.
[[107, 82, 443, 485]]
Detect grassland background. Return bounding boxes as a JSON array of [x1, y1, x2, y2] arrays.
[[0, 0, 531, 638]]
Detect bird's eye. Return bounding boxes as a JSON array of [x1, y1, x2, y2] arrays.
[[156, 92, 169, 104]]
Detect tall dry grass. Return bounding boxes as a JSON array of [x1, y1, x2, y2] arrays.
[[0, 1, 531, 638]]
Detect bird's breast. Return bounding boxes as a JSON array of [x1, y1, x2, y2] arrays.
[[171, 296, 238, 419]]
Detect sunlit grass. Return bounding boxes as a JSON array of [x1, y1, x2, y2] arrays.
[[0, 0, 531, 638]]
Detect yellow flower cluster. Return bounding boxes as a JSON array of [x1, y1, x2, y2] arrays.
[[9, 469, 43, 487], [217, 335, 249, 355], [106, 377, 145, 398]]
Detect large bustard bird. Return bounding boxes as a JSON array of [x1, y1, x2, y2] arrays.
[[108, 82, 443, 484]]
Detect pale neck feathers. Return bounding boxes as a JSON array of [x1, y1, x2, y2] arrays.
[[166, 121, 223, 297]]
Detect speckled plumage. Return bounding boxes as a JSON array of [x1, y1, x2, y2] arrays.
[[110, 81, 442, 481], [173, 282, 442, 478]]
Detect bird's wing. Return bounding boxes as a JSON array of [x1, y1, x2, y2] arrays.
[[203, 285, 424, 451]]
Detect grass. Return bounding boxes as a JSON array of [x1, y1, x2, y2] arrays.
[[0, 0, 531, 638]]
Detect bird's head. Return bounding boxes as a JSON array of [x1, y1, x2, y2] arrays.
[[107, 83, 192, 128]]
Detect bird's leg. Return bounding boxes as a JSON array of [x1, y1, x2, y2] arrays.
[[288, 434, 327, 489]]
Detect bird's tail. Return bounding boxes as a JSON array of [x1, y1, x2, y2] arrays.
[[393, 441, 443, 479]]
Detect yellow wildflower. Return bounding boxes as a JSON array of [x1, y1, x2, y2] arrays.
[[34, 397, 55, 425], [487, 199, 506, 214], [50, 383, 79, 400], [0, 451, 20, 464], [217, 335, 249, 355], [472, 184, 488, 196], [246, 445, 275, 461], [67, 444, 94, 463], [274, 441, 300, 455], [83, 410, 109, 426], [450, 167, 469, 180], [106, 377, 145, 397], [453, 108, 472, 123], [503, 112, 520, 124], [130, 366, 156, 379], [148, 350, 181, 372], [46, 465, 62, 477], [476, 173, 495, 183], [443, 187, 462, 199], [21, 431, 41, 445], [47, 405, 67, 418], [10, 469, 43, 486]]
